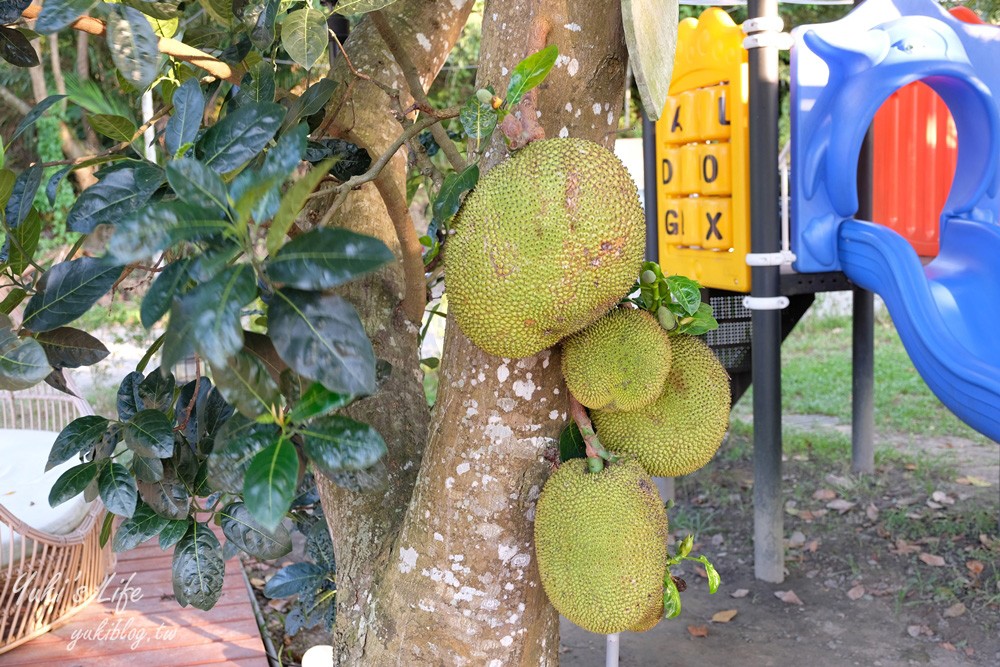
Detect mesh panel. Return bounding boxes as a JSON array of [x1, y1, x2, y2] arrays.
[[704, 293, 752, 374]]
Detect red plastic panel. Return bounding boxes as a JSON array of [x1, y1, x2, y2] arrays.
[[871, 7, 985, 257]]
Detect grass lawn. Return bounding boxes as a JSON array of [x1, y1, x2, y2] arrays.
[[736, 306, 991, 443]]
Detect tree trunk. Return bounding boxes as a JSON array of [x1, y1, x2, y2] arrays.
[[358, 1, 628, 665], [309, 2, 474, 663]]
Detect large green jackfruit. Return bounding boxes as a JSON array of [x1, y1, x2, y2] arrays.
[[444, 138, 645, 358], [562, 308, 672, 411], [592, 335, 730, 476], [534, 457, 667, 634]]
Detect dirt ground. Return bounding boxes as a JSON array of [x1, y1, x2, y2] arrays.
[[241, 413, 998, 667], [560, 420, 1000, 667]]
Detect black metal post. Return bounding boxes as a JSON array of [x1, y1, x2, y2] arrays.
[[747, 0, 784, 583], [642, 110, 660, 262], [853, 123, 876, 474]]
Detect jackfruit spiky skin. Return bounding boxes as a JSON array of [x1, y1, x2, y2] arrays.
[[444, 138, 645, 358], [562, 308, 672, 412], [592, 335, 731, 477], [628, 598, 664, 632], [534, 457, 667, 634]]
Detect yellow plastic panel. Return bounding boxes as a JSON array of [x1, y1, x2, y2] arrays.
[[694, 86, 731, 141], [660, 146, 681, 196], [698, 198, 732, 250], [679, 198, 700, 247], [679, 144, 700, 195], [699, 143, 731, 196], [660, 198, 686, 246], [654, 7, 751, 292]]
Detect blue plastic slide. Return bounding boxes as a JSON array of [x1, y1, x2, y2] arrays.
[[839, 218, 1000, 441], [790, 0, 1000, 441]]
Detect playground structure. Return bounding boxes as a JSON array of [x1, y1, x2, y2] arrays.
[[643, 0, 1000, 585]]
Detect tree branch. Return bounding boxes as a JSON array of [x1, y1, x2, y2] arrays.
[[370, 10, 467, 172], [372, 172, 427, 323], [21, 6, 240, 84], [0, 85, 31, 114]]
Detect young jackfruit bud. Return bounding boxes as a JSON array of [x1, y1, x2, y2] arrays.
[[657, 305, 677, 331], [475, 88, 493, 105], [641, 269, 657, 285]]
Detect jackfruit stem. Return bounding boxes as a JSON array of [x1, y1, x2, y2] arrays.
[[569, 392, 605, 472]]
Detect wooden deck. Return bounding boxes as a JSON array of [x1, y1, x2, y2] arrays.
[[3, 530, 270, 666]]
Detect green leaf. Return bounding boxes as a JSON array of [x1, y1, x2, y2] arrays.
[[0, 288, 26, 315], [140, 258, 190, 329], [558, 421, 587, 462], [99, 461, 138, 518], [700, 557, 721, 593], [112, 502, 169, 552], [299, 414, 387, 477], [665, 275, 702, 316], [0, 169, 14, 209], [663, 573, 682, 619], [165, 78, 205, 156], [287, 382, 353, 423], [88, 114, 138, 143], [117, 371, 144, 422], [138, 368, 175, 411], [263, 561, 325, 598], [48, 461, 98, 507], [108, 202, 231, 263], [159, 518, 190, 549], [281, 7, 328, 71], [0, 328, 51, 391], [46, 165, 73, 205], [46, 415, 109, 471], [244, 436, 298, 532], [10, 95, 66, 145], [209, 348, 281, 418], [265, 228, 393, 291], [120, 0, 181, 20], [137, 469, 191, 519], [197, 101, 284, 173], [238, 0, 280, 52], [460, 96, 498, 150], [168, 264, 258, 368], [5, 207, 41, 275], [36, 327, 110, 370], [125, 409, 175, 458], [268, 289, 376, 397], [133, 455, 164, 483], [172, 522, 225, 610], [3, 165, 41, 228], [506, 44, 558, 108], [22, 257, 123, 333], [230, 123, 307, 225], [219, 501, 292, 559], [208, 416, 279, 493], [166, 157, 230, 214], [266, 157, 335, 255], [99, 510, 114, 548], [302, 139, 370, 181], [35, 0, 95, 33], [334, 0, 399, 16], [104, 4, 161, 89], [232, 59, 275, 107], [280, 79, 337, 133], [0, 26, 39, 68], [676, 302, 719, 337], [432, 165, 478, 228], [66, 162, 164, 233]]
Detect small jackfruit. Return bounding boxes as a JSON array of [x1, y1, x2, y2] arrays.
[[561, 308, 672, 412], [592, 335, 730, 477], [534, 457, 667, 634], [444, 138, 645, 358]]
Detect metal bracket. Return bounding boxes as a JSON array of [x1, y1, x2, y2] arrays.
[[746, 250, 797, 267], [743, 32, 795, 50], [742, 295, 790, 310], [742, 16, 785, 34]]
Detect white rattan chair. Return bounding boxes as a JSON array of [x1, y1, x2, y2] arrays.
[[0, 380, 115, 654]]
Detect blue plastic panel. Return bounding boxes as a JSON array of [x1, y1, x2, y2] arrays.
[[790, 0, 1000, 273]]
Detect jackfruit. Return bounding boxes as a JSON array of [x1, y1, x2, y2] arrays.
[[561, 308, 672, 412], [591, 335, 730, 476], [444, 138, 645, 358], [534, 457, 667, 634]]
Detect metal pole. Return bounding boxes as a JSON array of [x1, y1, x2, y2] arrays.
[[747, 0, 784, 583], [852, 120, 875, 474], [642, 110, 659, 262], [606, 633, 620, 667]]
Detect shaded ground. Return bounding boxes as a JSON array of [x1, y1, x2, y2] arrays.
[[561, 419, 1000, 667]]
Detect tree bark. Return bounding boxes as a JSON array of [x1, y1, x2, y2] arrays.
[[308, 2, 474, 663], [359, 1, 628, 665]]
